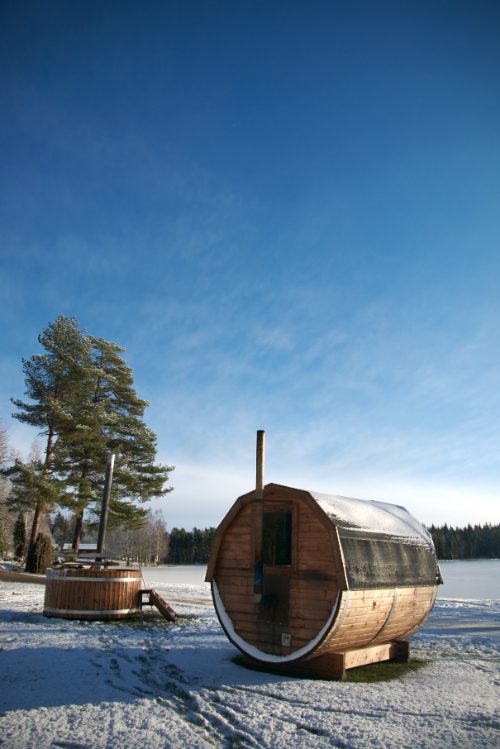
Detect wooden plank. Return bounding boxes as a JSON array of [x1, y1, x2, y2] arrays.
[[343, 641, 409, 670], [218, 569, 253, 578], [148, 589, 177, 622]]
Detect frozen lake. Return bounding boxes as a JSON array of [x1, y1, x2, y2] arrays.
[[438, 558, 500, 599], [142, 564, 209, 588], [142, 559, 500, 600]]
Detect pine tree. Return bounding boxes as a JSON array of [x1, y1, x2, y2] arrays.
[[11, 316, 173, 558], [11, 316, 92, 569], [53, 335, 173, 549]]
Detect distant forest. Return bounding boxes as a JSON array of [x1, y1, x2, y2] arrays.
[[165, 523, 500, 564], [427, 523, 500, 560], [167, 527, 217, 564]]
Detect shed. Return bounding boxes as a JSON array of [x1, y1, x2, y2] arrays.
[[206, 480, 442, 675]]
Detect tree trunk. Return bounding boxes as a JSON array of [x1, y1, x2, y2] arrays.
[[25, 427, 55, 572], [24, 501, 42, 572], [72, 509, 84, 552]]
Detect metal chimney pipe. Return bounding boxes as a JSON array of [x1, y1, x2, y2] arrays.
[[96, 453, 115, 556], [254, 430, 265, 600], [256, 429, 265, 498]]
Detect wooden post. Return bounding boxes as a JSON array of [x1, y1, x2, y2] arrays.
[[96, 453, 115, 555], [254, 430, 265, 601]]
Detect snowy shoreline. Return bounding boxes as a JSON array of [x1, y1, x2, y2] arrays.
[[0, 577, 498, 749]]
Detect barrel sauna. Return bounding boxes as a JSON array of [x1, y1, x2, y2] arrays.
[[43, 567, 142, 621], [206, 483, 442, 673]]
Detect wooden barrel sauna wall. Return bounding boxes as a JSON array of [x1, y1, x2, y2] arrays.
[[43, 567, 142, 621], [206, 483, 442, 666]]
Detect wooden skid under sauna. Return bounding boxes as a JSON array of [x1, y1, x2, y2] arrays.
[[240, 640, 410, 681]]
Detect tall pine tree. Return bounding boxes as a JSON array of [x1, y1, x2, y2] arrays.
[[11, 316, 173, 559], [11, 316, 91, 569], [54, 336, 173, 549]]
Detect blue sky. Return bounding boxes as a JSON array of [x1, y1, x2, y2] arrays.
[[1, 1, 499, 530]]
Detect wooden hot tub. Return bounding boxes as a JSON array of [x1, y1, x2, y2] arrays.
[[43, 566, 142, 621]]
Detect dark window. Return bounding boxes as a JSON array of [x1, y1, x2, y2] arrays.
[[263, 511, 292, 566]]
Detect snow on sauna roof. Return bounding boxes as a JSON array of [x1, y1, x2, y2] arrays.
[[309, 491, 433, 547], [301, 487, 441, 588]]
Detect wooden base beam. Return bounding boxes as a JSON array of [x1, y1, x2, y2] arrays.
[[239, 640, 410, 680]]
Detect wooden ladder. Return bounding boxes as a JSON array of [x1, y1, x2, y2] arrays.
[[139, 588, 177, 622]]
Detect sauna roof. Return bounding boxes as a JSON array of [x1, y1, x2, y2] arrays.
[[267, 484, 442, 589], [305, 488, 442, 589], [309, 491, 433, 546]]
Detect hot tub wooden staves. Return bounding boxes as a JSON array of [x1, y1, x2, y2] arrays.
[[206, 483, 442, 676], [43, 567, 142, 620]]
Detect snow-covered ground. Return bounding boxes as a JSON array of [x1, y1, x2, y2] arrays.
[[0, 575, 498, 749]]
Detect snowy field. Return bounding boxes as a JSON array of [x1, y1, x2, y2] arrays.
[[0, 572, 498, 749]]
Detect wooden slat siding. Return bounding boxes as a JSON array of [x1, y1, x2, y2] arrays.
[[379, 587, 436, 641], [68, 578, 77, 612], [234, 611, 329, 633], [235, 622, 323, 648], [218, 578, 252, 596], [339, 612, 394, 629], [288, 603, 331, 622], [43, 569, 141, 620], [403, 587, 438, 638], [318, 590, 395, 652], [218, 579, 252, 595], [215, 569, 252, 582], [107, 577, 114, 612], [206, 492, 253, 581], [214, 490, 341, 656], [337, 595, 390, 643], [311, 585, 437, 654], [218, 579, 253, 597], [228, 602, 331, 627], [290, 582, 335, 601], [289, 611, 334, 632], [219, 551, 251, 566]]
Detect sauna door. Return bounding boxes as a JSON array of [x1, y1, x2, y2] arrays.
[[262, 573, 290, 624], [258, 508, 292, 652]]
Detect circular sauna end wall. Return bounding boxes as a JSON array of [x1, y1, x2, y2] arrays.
[[43, 567, 142, 620]]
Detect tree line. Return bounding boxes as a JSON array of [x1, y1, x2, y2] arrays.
[[427, 523, 500, 560], [17, 509, 215, 566], [167, 527, 217, 564], [1, 315, 173, 571]]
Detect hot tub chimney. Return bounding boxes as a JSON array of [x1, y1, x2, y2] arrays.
[[96, 453, 115, 556]]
